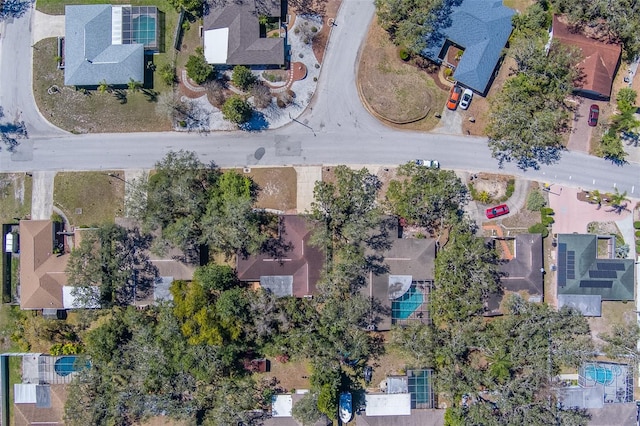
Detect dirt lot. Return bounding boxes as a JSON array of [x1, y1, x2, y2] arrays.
[[306, 0, 341, 64], [233, 167, 297, 212], [358, 21, 445, 128], [255, 358, 312, 392], [33, 38, 172, 133]]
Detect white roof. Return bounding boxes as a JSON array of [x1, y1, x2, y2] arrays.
[[204, 28, 229, 64], [14, 384, 37, 403], [365, 393, 412, 416], [62, 286, 101, 309], [271, 394, 293, 417]]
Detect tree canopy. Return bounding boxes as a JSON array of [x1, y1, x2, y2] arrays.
[[185, 47, 215, 84], [221, 95, 254, 125], [596, 88, 637, 163], [486, 38, 582, 169], [374, 0, 443, 54], [386, 162, 468, 236]]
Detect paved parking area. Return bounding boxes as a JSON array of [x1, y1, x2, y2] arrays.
[[567, 99, 598, 153]]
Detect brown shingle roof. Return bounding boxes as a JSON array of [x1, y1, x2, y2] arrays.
[[552, 15, 621, 99], [237, 215, 324, 297], [204, 0, 285, 65], [19, 220, 69, 309]]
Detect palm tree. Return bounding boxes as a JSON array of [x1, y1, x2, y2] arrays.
[[97, 80, 109, 94], [589, 189, 602, 208], [486, 347, 512, 384], [127, 79, 142, 93], [609, 188, 630, 214]]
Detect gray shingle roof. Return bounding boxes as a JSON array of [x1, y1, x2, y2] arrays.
[[204, 0, 284, 65], [65, 5, 144, 86], [422, 0, 514, 94]]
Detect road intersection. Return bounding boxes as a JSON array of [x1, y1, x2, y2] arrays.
[[0, 0, 638, 196]]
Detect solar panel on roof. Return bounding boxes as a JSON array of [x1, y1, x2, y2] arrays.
[[597, 262, 626, 271], [589, 270, 618, 279], [558, 248, 567, 287], [579, 280, 613, 288]]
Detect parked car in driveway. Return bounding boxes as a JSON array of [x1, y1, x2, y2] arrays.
[[588, 104, 599, 127], [415, 159, 440, 168], [459, 88, 473, 110], [486, 204, 509, 219], [446, 85, 463, 110]]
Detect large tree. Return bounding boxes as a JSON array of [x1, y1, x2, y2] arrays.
[[374, 0, 443, 54], [486, 38, 582, 169], [386, 162, 468, 237], [66, 224, 158, 308], [431, 220, 502, 325]]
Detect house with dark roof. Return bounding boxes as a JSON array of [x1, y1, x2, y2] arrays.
[[203, 0, 285, 66], [237, 215, 324, 297], [364, 231, 437, 331], [422, 0, 514, 95], [552, 15, 621, 100], [486, 233, 544, 315], [64, 4, 157, 86], [556, 234, 635, 316]]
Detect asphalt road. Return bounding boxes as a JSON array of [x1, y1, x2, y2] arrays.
[[0, 1, 638, 197]]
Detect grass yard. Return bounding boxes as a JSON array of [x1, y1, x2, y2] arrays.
[[358, 21, 444, 130], [237, 167, 297, 212], [588, 301, 636, 345], [502, 0, 534, 12], [53, 172, 125, 227]]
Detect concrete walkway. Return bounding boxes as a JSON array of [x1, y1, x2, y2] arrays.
[[32, 11, 65, 44], [31, 171, 55, 220], [294, 166, 322, 214]]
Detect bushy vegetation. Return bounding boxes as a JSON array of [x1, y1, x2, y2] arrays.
[[185, 47, 215, 85], [231, 65, 257, 91], [596, 88, 637, 163], [222, 95, 254, 125], [527, 189, 547, 210]]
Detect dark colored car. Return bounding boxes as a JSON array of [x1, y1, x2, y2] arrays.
[[486, 204, 509, 219], [588, 104, 599, 127], [363, 366, 373, 384], [447, 85, 463, 110]]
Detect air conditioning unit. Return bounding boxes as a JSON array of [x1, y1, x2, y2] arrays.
[[243, 167, 251, 173]]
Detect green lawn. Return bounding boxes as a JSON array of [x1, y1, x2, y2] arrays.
[[53, 172, 125, 227]]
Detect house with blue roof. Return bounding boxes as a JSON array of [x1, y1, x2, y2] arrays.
[[64, 4, 158, 86], [422, 0, 514, 95]]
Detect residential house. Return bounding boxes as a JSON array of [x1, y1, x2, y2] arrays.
[[485, 233, 544, 315], [422, 0, 515, 95], [203, 0, 286, 66], [364, 232, 437, 331], [552, 15, 622, 100], [65, 4, 159, 86], [237, 215, 324, 297], [556, 234, 635, 316]]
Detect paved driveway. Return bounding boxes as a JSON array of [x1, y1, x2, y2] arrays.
[[432, 108, 463, 135], [549, 186, 632, 234], [33, 11, 65, 43], [567, 99, 599, 153]]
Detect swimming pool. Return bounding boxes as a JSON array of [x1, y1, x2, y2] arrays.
[[133, 15, 157, 46], [583, 364, 616, 385], [54, 356, 90, 377], [392, 286, 423, 319]]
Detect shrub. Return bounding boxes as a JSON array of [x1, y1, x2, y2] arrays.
[[221, 95, 253, 125], [541, 215, 555, 226], [527, 190, 546, 210], [399, 48, 410, 61], [635, 230, 640, 238], [528, 223, 549, 237], [634, 221, 640, 229], [51, 212, 64, 224], [541, 207, 554, 216], [311, 26, 318, 32], [157, 62, 176, 86], [478, 191, 491, 204], [186, 47, 215, 85], [505, 179, 515, 198], [204, 79, 227, 108], [250, 83, 272, 109], [444, 68, 453, 77], [231, 65, 256, 91]]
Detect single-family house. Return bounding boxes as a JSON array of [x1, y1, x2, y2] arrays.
[[551, 15, 622, 100], [485, 233, 544, 315], [556, 234, 635, 316], [364, 229, 437, 331], [237, 215, 324, 297], [203, 0, 285, 66], [422, 0, 515, 95], [65, 4, 159, 86]]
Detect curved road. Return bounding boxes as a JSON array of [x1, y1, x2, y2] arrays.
[[0, 1, 638, 197]]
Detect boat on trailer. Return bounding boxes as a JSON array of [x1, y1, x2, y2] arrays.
[[339, 392, 353, 423]]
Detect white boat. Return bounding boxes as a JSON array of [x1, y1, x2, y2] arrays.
[[339, 392, 353, 423]]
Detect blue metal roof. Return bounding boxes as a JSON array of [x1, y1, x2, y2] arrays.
[[422, 0, 515, 94], [64, 5, 144, 86]]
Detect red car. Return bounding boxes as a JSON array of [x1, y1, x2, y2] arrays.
[[486, 204, 509, 219], [447, 85, 463, 110], [588, 104, 599, 127]]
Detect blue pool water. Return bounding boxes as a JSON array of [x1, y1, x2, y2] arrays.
[[54, 356, 90, 377], [133, 15, 156, 46], [392, 286, 423, 319], [584, 365, 614, 385]]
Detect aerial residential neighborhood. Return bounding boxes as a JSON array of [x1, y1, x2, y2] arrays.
[[0, 0, 640, 424]]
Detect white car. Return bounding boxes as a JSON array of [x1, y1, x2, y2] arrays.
[[459, 88, 473, 110], [415, 159, 440, 169]]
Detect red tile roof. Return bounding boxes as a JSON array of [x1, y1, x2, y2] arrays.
[[552, 15, 621, 99]]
